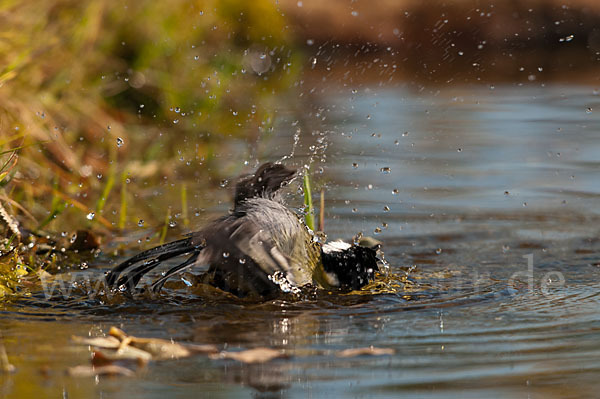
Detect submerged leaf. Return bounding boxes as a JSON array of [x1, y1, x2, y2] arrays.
[[67, 364, 135, 378], [210, 347, 287, 364], [108, 326, 207, 360], [72, 335, 121, 349], [73, 326, 218, 366], [93, 346, 152, 363], [337, 346, 395, 358]]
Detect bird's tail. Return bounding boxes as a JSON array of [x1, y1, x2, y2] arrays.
[[105, 237, 203, 292]]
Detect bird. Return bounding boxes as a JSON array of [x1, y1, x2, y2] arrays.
[[105, 162, 380, 298]]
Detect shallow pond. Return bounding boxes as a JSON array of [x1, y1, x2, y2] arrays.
[[2, 79, 600, 398]]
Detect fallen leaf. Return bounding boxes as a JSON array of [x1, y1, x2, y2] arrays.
[[93, 346, 152, 363], [108, 326, 128, 341], [0, 344, 15, 373], [72, 335, 121, 349], [108, 327, 192, 360], [210, 347, 287, 364], [179, 343, 218, 355], [73, 326, 219, 367], [337, 347, 395, 358], [67, 364, 135, 378]]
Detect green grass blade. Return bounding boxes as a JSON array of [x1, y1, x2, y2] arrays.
[[303, 171, 314, 231], [95, 166, 115, 216], [159, 208, 171, 245]]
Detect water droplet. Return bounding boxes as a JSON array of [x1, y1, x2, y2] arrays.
[[559, 34, 574, 42], [86, 212, 95, 220], [220, 179, 229, 188], [383, 206, 390, 212], [222, 252, 229, 258], [435, 248, 442, 254], [380, 167, 391, 174], [173, 119, 179, 124], [351, 10, 359, 17], [457, 148, 462, 152], [137, 219, 144, 227], [522, 202, 528, 207], [352, 163, 358, 169], [239, 258, 246, 264], [374, 227, 382, 234], [181, 277, 192, 286], [352, 208, 358, 213], [502, 245, 510, 253], [392, 188, 399, 195], [168, 221, 177, 228], [586, 107, 592, 114], [116, 137, 124, 147], [402, 131, 409, 137]]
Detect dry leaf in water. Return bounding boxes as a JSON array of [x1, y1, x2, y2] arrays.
[[108, 327, 193, 360], [67, 365, 135, 378], [94, 345, 153, 363], [337, 346, 395, 358], [211, 347, 287, 364], [73, 326, 218, 368], [72, 335, 121, 349]]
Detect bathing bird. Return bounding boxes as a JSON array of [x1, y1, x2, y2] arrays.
[[106, 162, 380, 298]]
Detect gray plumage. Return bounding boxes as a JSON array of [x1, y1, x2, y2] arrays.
[[106, 162, 378, 298]]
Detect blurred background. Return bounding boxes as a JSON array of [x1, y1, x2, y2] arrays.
[[1, 1, 600, 397], [1, 0, 598, 238]]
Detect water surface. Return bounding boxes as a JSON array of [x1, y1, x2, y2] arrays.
[[2, 80, 600, 398]]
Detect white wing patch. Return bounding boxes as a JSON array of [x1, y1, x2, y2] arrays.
[[322, 240, 351, 254]]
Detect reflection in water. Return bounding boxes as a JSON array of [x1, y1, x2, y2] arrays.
[[1, 83, 600, 398]]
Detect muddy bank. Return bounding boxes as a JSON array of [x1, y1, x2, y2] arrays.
[[281, 0, 600, 49], [281, 0, 600, 82]]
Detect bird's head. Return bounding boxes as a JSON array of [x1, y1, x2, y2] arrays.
[[320, 240, 381, 290]]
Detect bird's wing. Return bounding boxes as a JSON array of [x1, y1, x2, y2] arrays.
[[228, 219, 293, 278], [106, 236, 202, 290]]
